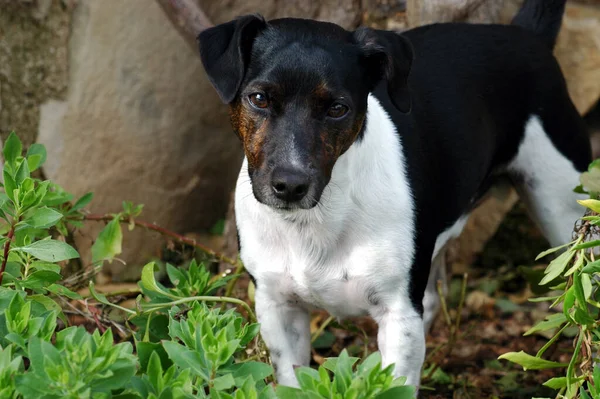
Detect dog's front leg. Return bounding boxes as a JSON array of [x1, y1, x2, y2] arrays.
[[376, 308, 425, 390], [254, 287, 310, 387]]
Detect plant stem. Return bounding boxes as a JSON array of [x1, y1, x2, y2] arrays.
[[424, 273, 468, 381], [83, 214, 237, 266], [0, 224, 16, 285], [536, 323, 569, 358], [82, 287, 141, 299], [143, 295, 257, 324]]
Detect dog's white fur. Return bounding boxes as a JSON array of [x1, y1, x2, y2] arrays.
[[235, 96, 585, 389]]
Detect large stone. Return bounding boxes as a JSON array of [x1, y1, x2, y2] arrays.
[[406, 0, 504, 27], [0, 0, 72, 147], [37, 0, 361, 280]]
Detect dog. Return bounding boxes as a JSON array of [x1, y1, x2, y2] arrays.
[[198, 0, 592, 391]]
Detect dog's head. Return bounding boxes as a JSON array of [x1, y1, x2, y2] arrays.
[[199, 15, 413, 210]]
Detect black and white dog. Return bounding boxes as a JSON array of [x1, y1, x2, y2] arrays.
[[198, 0, 591, 390]]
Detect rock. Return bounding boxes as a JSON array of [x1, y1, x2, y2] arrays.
[[406, 0, 505, 27], [38, 0, 240, 279], [447, 186, 519, 269], [555, 2, 600, 115], [0, 0, 72, 147]]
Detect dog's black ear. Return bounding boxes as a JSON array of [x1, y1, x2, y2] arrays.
[[198, 15, 267, 104], [353, 27, 414, 113]]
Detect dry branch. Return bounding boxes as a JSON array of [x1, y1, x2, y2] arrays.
[[155, 0, 213, 51]]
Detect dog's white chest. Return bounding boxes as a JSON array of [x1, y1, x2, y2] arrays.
[[236, 95, 416, 318], [253, 234, 396, 318]]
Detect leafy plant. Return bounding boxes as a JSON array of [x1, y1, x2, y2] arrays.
[[277, 350, 416, 399], [0, 132, 417, 398], [500, 160, 600, 399], [15, 328, 137, 399]]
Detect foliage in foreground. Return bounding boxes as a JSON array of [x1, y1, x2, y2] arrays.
[[0, 132, 414, 398], [500, 160, 600, 399]]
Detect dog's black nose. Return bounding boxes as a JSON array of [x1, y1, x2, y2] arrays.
[[271, 168, 310, 202]]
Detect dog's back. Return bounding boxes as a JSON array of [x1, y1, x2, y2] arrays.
[[197, 0, 592, 392], [377, 21, 591, 238]]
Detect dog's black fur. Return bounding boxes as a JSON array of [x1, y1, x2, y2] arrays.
[[387, 20, 591, 308], [198, 0, 592, 388]]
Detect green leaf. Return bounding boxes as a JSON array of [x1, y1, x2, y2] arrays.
[[21, 207, 63, 229], [3, 170, 16, 202], [46, 284, 82, 300], [213, 374, 236, 391], [136, 341, 171, 374], [535, 240, 576, 260], [572, 240, 600, 250], [71, 192, 93, 212], [140, 262, 176, 299], [543, 377, 567, 389], [20, 270, 62, 289], [573, 272, 588, 310], [524, 313, 567, 336], [540, 249, 576, 285], [499, 351, 568, 370], [224, 362, 273, 387], [3, 133, 22, 167], [28, 294, 62, 313], [374, 386, 416, 399], [573, 308, 596, 326], [210, 219, 226, 236], [276, 386, 309, 399], [578, 199, 600, 213], [162, 341, 210, 381], [14, 160, 29, 185], [91, 216, 122, 263], [563, 287, 576, 322], [29, 261, 61, 274], [26, 144, 47, 172], [582, 260, 600, 274], [14, 239, 79, 262], [580, 387, 593, 399], [312, 330, 336, 349]]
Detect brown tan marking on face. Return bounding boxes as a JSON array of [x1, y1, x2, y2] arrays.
[[229, 100, 267, 169], [319, 111, 366, 178], [312, 82, 330, 100]]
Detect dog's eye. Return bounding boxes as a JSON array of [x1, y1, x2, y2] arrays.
[[327, 103, 349, 119], [248, 93, 268, 109]]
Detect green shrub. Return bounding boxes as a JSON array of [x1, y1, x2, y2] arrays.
[[500, 160, 600, 399], [0, 132, 414, 398]]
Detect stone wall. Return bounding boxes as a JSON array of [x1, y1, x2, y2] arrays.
[[0, 0, 72, 147]]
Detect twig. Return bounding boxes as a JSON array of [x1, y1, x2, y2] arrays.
[[424, 273, 468, 381], [143, 295, 257, 324], [81, 287, 141, 299], [437, 279, 452, 327], [0, 223, 15, 285], [83, 214, 238, 266]]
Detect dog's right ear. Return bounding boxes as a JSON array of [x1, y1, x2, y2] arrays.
[[198, 15, 267, 104]]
